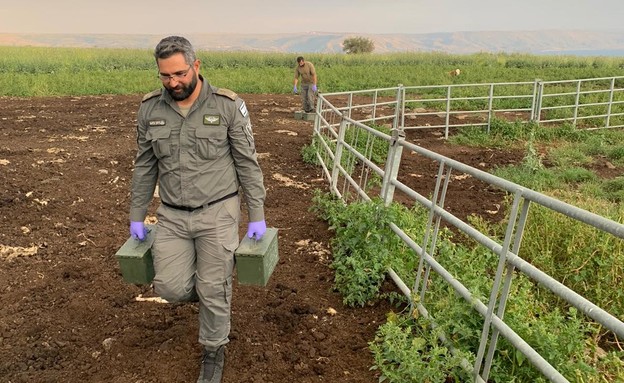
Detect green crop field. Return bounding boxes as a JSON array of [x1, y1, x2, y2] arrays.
[[1, 46, 624, 97]]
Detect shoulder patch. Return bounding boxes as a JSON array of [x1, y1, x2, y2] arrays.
[[239, 101, 248, 118], [142, 89, 162, 102], [215, 88, 238, 101]]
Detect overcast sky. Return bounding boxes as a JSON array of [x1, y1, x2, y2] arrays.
[[1, 0, 622, 35]]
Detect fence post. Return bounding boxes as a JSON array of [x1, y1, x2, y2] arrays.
[[606, 77, 616, 129], [346, 92, 353, 120], [381, 85, 405, 206], [532, 79, 543, 124], [372, 89, 378, 121], [573, 79, 582, 126], [380, 128, 405, 206], [313, 92, 322, 132], [331, 119, 348, 195], [487, 83, 495, 133], [394, 84, 404, 131], [445, 86, 452, 139]]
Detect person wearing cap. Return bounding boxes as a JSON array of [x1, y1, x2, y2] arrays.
[[128, 35, 267, 383], [293, 56, 318, 113]]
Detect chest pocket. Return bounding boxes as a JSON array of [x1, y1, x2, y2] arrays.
[[145, 127, 173, 159], [196, 127, 228, 160]]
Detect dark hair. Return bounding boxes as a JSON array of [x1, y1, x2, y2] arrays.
[[296, 56, 304, 63], [154, 36, 197, 65]]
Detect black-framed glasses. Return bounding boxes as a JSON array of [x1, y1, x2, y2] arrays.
[[158, 65, 192, 82]]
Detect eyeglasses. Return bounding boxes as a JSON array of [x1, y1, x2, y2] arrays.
[[158, 65, 192, 82]]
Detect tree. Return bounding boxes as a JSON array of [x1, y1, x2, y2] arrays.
[[342, 36, 375, 54]]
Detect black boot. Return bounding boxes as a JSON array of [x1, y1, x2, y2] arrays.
[[197, 345, 225, 383]]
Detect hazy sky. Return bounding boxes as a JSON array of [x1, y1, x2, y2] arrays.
[[1, 0, 622, 35]]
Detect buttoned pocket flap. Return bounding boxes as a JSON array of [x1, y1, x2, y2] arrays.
[[146, 127, 171, 140]]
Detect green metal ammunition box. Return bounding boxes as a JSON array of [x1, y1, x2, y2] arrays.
[[234, 228, 279, 287], [115, 224, 156, 285], [294, 111, 316, 121]]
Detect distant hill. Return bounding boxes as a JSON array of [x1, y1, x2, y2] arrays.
[[2, 30, 624, 56]]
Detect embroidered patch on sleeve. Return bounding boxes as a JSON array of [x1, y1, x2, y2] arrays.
[[239, 101, 248, 118], [244, 121, 253, 135], [243, 121, 254, 145]]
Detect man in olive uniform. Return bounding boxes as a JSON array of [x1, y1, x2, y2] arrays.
[[293, 56, 318, 113], [129, 36, 267, 383]]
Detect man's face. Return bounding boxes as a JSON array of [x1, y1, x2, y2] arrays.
[[157, 54, 199, 101], [298, 60, 305, 67]]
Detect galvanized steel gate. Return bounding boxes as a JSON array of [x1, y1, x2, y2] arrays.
[[311, 78, 624, 382]]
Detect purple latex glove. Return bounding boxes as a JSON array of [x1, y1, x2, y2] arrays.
[[247, 220, 267, 240], [312, 84, 317, 93], [130, 221, 147, 241], [293, 85, 298, 94]]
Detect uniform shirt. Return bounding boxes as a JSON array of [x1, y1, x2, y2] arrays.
[[130, 77, 266, 223], [294, 61, 316, 85]]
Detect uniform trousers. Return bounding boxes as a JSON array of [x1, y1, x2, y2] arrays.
[[152, 195, 240, 351], [300, 84, 316, 113]]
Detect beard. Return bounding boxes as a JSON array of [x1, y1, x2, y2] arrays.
[[165, 72, 198, 101]]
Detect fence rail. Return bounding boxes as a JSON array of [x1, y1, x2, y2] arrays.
[[357, 75, 624, 138], [312, 78, 624, 382]]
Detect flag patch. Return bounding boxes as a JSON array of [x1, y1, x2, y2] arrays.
[[239, 101, 248, 118]]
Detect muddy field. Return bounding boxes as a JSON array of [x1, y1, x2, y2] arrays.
[[0, 93, 529, 382]]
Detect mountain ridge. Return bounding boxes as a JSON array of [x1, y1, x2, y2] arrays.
[[2, 30, 624, 56]]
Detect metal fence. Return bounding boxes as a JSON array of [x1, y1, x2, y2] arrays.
[[311, 81, 624, 382], [537, 76, 624, 128], [373, 75, 624, 138]]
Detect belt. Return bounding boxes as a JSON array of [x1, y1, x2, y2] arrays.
[[161, 191, 238, 212]]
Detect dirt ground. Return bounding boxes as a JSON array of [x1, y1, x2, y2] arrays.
[[0, 92, 531, 383]]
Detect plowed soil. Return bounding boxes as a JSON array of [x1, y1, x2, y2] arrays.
[[0, 93, 525, 382]]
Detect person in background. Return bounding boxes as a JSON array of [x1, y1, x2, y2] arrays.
[[293, 56, 318, 113], [128, 35, 267, 383]]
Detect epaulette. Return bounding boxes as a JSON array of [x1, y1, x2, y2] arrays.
[[215, 88, 238, 101], [142, 89, 162, 102]]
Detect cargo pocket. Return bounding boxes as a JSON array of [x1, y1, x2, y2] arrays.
[[196, 127, 227, 160], [222, 239, 238, 283], [145, 127, 172, 159], [223, 275, 233, 304]]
